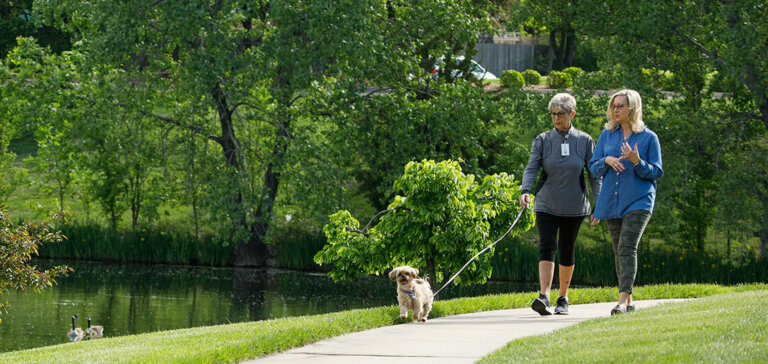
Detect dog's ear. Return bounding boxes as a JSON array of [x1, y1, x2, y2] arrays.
[[411, 267, 419, 277], [388, 268, 398, 280]]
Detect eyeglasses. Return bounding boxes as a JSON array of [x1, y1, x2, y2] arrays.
[[549, 111, 568, 117], [613, 103, 629, 110]]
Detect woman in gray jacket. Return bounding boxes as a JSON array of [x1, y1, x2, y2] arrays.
[[519, 93, 602, 315]]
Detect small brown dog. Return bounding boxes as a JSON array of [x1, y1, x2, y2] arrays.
[[389, 266, 433, 322]]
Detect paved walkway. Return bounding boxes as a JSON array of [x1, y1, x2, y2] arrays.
[[244, 299, 686, 364]]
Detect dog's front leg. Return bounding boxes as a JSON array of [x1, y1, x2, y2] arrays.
[[412, 301, 423, 321], [399, 304, 408, 320]]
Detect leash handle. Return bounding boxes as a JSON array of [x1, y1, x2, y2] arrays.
[[432, 207, 527, 298]]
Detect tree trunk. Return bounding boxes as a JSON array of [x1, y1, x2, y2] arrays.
[[426, 256, 437, 294], [211, 82, 272, 266]]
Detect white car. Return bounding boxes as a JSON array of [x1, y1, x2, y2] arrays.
[[431, 56, 497, 80]]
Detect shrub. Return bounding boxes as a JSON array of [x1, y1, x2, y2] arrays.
[[500, 70, 525, 89], [547, 71, 573, 89], [522, 69, 541, 86], [562, 66, 585, 81]]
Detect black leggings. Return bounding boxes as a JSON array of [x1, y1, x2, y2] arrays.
[[536, 212, 585, 266]]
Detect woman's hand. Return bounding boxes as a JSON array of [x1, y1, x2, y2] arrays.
[[621, 142, 641, 165], [605, 156, 626, 172], [589, 215, 600, 226], [519, 193, 531, 208]]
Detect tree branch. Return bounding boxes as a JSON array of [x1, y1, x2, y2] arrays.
[[73, 95, 220, 142]]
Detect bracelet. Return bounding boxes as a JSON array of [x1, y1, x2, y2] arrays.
[[633, 159, 640, 166]]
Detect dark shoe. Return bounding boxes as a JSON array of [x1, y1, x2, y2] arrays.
[[627, 305, 635, 312], [554, 296, 569, 315], [531, 295, 552, 316], [610, 304, 627, 315]]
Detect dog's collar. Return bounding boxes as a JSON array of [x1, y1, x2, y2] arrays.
[[400, 288, 418, 300]]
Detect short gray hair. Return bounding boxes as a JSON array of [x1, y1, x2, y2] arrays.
[[548, 93, 576, 113]]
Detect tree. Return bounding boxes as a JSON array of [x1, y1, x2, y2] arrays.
[[507, 0, 578, 72], [17, 0, 496, 266], [315, 159, 534, 288], [0, 208, 70, 323], [574, 0, 768, 255]]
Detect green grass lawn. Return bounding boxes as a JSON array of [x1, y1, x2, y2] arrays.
[[0, 283, 764, 363], [480, 289, 768, 363]]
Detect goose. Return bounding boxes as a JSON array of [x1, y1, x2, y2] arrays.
[[67, 315, 84, 342], [85, 316, 104, 339]]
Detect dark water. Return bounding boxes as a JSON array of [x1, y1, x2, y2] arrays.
[[0, 260, 537, 353]]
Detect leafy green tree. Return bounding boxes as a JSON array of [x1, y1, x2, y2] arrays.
[[315, 159, 534, 288], [507, 0, 578, 71], [0, 208, 70, 323], [17, 0, 496, 266], [574, 0, 768, 255]]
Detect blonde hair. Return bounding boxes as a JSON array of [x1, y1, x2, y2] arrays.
[[605, 89, 645, 133]]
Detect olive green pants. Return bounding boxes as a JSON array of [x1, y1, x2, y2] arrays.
[[606, 210, 651, 294]]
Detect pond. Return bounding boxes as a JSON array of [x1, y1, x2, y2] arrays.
[[0, 260, 538, 353]]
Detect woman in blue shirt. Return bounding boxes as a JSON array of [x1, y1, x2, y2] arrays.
[[588, 89, 663, 315]]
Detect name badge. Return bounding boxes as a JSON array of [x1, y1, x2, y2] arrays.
[[561, 143, 570, 156]]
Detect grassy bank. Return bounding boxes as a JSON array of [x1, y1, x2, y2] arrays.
[[480, 289, 768, 363], [1, 283, 765, 363]]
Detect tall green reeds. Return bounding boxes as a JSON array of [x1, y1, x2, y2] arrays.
[[38, 222, 233, 266], [489, 235, 767, 286], [271, 225, 327, 271]]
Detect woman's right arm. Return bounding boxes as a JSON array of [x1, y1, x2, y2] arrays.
[[519, 137, 543, 207], [588, 130, 611, 177]]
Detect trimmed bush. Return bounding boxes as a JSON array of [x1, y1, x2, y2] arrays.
[[500, 70, 525, 89], [522, 69, 541, 86], [547, 70, 573, 88], [562, 66, 585, 81]]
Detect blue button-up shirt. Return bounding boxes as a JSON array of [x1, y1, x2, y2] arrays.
[[588, 126, 663, 219]]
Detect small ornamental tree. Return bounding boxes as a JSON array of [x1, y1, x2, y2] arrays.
[[0, 208, 71, 323], [315, 160, 534, 289]]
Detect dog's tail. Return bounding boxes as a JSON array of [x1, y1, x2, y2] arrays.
[[415, 275, 431, 288]]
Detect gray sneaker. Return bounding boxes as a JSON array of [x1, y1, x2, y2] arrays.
[[531, 295, 553, 316], [554, 296, 569, 315], [627, 304, 635, 312]]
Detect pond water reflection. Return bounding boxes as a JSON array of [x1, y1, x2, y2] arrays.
[[0, 260, 538, 353]]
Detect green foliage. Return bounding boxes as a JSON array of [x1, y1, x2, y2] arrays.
[[562, 66, 584, 80], [641, 68, 678, 91], [0, 0, 71, 58], [0, 208, 71, 323], [37, 222, 233, 266], [546, 70, 573, 88], [500, 70, 525, 89], [5, 0, 497, 266], [316, 160, 534, 286], [333, 81, 511, 211], [521, 69, 541, 86]]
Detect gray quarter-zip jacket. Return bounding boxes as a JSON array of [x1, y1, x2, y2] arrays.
[[521, 127, 602, 216]]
